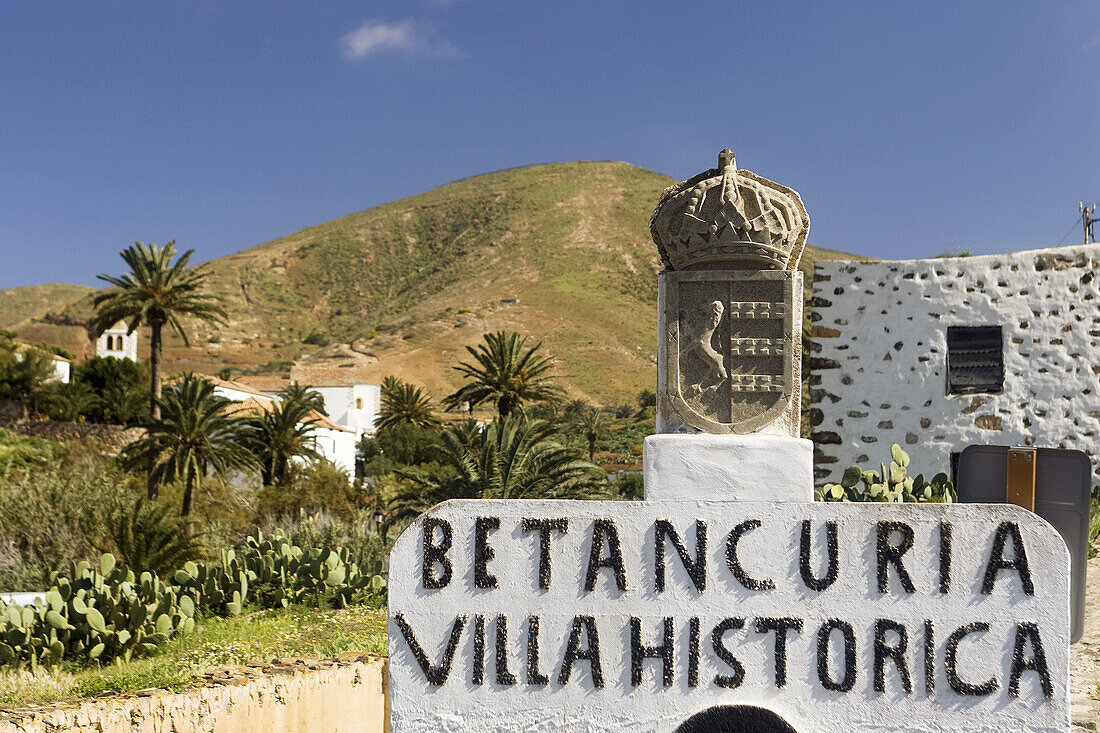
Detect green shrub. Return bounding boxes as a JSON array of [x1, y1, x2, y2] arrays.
[[610, 472, 643, 501], [0, 450, 134, 591], [816, 444, 956, 503], [256, 462, 361, 521], [0, 429, 58, 478]]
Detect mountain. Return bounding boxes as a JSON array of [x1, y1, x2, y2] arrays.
[[6, 161, 861, 404], [0, 284, 94, 332]]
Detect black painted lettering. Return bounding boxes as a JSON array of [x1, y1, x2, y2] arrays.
[[755, 617, 803, 689], [494, 615, 516, 685], [655, 520, 707, 592], [630, 617, 674, 687], [526, 616, 549, 685], [726, 520, 775, 591], [924, 620, 935, 695], [873, 619, 912, 694], [981, 522, 1035, 596], [522, 518, 568, 590], [800, 520, 839, 591], [394, 613, 465, 686], [472, 614, 485, 685], [876, 521, 916, 594], [422, 517, 453, 590], [1008, 622, 1053, 699], [688, 617, 700, 688], [475, 517, 500, 589], [816, 619, 856, 692], [584, 519, 627, 592], [938, 522, 952, 594], [711, 618, 746, 689], [945, 622, 998, 696], [558, 616, 604, 688]]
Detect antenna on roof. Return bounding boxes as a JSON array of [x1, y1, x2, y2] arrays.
[[1082, 202, 1097, 244]]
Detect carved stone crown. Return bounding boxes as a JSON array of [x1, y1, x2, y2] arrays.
[[650, 149, 809, 271]]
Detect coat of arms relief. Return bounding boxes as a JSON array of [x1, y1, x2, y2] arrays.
[[651, 149, 809, 436]]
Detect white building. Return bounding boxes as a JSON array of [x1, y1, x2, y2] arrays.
[[810, 243, 1100, 486], [96, 323, 138, 361], [13, 344, 70, 384], [205, 376, 358, 475], [310, 384, 381, 436], [236, 377, 381, 437]]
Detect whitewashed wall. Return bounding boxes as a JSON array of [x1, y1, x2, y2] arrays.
[[314, 384, 381, 436], [810, 244, 1100, 486], [95, 325, 139, 361]]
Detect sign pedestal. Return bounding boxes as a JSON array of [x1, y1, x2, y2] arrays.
[[643, 434, 813, 503]]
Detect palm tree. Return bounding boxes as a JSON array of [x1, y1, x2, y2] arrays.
[[100, 382, 147, 425], [570, 405, 607, 462], [47, 381, 99, 422], [280, 382, 327, 415], [443, 331, 564, 419], [105, 498, 204, 577], [376, 376, 442, 432], [122, 374, 255, 516], [446, 417, 484, 451], [92, 241, 226, 421], [244, 394, 323, 486], [388, 415, 603, 527]]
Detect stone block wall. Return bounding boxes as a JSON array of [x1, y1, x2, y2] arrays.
[[809, 244, 1100, 486], [0, 655, 387, 733]]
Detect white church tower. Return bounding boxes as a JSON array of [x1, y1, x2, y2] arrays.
[[96, 323, 138, 361]]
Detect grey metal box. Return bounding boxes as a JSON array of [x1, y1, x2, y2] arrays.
[[956, 445, 1090, 643]]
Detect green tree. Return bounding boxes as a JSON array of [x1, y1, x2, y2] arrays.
[[388, 415, 602, 526], [122, 374, 256, 517], [358, 422, 442, 475], [570, 405, 607, 462], [0, 345, 56, 419], [73, 356, 149, 424], [376, 376, 441, 432], [244, 394, 322, 486], [92, 241, 226, 421], [443, 331, 564, 419]]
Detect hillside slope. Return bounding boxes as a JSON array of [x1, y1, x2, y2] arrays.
[[0, 284, 94, 331], [17, 161, 860, 403]]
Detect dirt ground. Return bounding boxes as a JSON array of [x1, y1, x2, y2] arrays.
[[1072, 554, 1100, 729]]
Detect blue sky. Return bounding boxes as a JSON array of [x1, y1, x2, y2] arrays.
[[1, 1, 1098, 288]]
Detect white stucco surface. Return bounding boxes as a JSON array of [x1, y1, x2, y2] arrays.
[[95, 324, 138, 361], [643, 434, 813, 502], [810, 244, 1100, 486], [389, 500, 1069, 732]]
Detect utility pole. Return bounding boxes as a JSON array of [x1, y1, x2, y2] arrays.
[[1082, 202, 1097, 244]]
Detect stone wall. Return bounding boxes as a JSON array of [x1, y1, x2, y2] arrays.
[[0, 419, 145, 451], [809, 244, 1100, 485], [0, 654, 387, 733]]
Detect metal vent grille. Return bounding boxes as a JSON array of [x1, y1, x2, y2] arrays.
[[947, 325, 1004, 394]]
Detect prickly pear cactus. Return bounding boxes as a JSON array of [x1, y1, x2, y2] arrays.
[[0, 553, 193, 669], [816, 443, 957, 503]]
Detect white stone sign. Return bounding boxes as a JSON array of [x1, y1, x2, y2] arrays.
[[388, 499, 1069, 732]]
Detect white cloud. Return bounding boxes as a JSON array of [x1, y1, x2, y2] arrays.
[[341, 20, 459, 59]]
